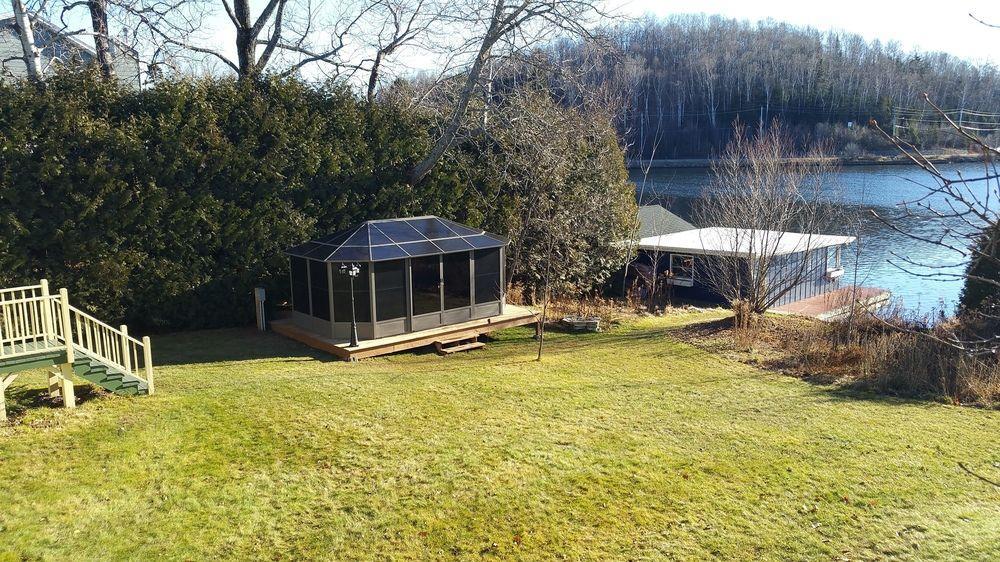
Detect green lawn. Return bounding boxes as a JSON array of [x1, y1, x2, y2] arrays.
[[1, 312, 998, 560]]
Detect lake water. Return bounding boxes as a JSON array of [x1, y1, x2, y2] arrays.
[[630, 164, 995, 317]]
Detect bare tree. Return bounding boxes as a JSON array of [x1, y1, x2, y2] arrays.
[[87, 0, 115, 79], [361, 0, 445, 105], [407, 0, 608, 184], [694, 122, 842, 330], [461, 87, 634, 359], [870, 93, 999, 355]]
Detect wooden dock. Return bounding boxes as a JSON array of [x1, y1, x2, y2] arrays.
[[270, 304, 538, 361], [771, 286, 891, 320]]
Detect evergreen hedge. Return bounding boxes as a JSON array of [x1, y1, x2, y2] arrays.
[[0, 72, 474, 330]]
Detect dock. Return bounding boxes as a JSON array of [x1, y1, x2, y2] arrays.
[[771, 286, 891, 320]]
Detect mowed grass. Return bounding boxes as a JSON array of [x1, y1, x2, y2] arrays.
[[1, 312, 998, 560]]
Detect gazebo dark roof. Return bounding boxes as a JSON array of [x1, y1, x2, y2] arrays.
[[286, 216, 507, 262]]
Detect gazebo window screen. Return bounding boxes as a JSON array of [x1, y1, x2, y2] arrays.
[[309, 260, 330, 320], [290, 257, 310, 315], [474, 248, 501, 304], [374, 260, 407, 321], [411, 255, 441, 315], [443, 252, 471, 310], [333, 263, 371, 323]]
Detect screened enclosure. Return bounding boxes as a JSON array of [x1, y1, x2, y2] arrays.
[[285, 216, 507, 341]]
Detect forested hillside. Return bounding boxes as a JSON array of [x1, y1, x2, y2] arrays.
[[557, 15, 1000, 159]]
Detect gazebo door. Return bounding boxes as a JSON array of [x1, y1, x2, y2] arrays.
[[410, 255, 443, 330]]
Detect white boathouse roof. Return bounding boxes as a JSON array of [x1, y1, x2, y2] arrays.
[[637, 227, 855, 259]]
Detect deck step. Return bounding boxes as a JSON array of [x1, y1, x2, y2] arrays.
[[434, 336, 485, 355], [72, 356, 149, 396]]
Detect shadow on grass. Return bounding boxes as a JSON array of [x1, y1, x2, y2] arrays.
[[5, 383, 103, 422], [153, 327, 339, 366]]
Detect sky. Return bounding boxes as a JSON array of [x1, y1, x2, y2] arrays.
[[617, 0, 1000, 65], [4, 0, 998, 71]]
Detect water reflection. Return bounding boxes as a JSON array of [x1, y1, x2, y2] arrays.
[[631, 164, 995, 315]]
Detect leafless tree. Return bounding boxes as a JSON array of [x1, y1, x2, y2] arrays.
[[546, 14, 1000, 161], [362, 0, 446, 105], [407, 0, 610, 184], [461, 87, 633, 360], [86, 0, 115, 79], [870, 93, 999, 355], [694, 122, 843, 330]]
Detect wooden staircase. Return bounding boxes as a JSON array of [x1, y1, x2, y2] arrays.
[[0, 280, 154, 420]]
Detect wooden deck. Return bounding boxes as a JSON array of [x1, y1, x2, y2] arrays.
[[771, 286, 891, 320], [270, 304, 538, 361]]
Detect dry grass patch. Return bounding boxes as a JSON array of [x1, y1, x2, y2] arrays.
[[674, 312, 1000, 407]]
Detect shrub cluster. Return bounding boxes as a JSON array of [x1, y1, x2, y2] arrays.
[[0, 72, 636, 331]]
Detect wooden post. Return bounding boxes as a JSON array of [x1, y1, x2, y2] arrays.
[[0, 374, 18, 422], [39, 279, 53, 343], [142, 336, 154, 395], [58, 363, 75, 409], [58, 288, 74, 364], [47, 368, 61, 398], [120, 325, 130, 374]]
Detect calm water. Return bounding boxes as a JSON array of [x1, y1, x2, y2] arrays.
[[631, 164, 996, 316]]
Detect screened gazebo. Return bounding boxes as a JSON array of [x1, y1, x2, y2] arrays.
[[283, 216, 509, 342]]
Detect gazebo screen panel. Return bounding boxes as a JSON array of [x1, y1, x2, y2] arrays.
[[332, 262, 371, 323], [374, 260, 407, 321], [411, 255, 442, 315], [443, 252, 471, 310], [474, 248, 502, 304], [290, 257, 310, 315], [308, 260, 330, 321]]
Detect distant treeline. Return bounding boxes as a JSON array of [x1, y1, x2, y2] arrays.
[[554, 15, 1000, 158]]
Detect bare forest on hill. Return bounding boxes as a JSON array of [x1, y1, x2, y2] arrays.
[[549, 15, 1000, 159]]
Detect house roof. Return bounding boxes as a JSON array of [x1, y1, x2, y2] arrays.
[[286, 216, 507, 263], [638, 227, 855, 258], [636, 205, 695, 238], [1, 14, 97, 57], [1, 13, 139, 57]]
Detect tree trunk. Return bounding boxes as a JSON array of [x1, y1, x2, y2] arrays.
[[410, 38, 495, 184], [366, 51, 383, 106], [88, 0, 116, 80], [536, 230, 554, 361], [9, 0, 42, 81], [233, 0, 256, 78]]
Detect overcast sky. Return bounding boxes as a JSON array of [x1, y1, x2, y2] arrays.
[[618, 0, 1000, 65]]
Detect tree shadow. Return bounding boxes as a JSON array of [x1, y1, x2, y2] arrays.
[[153, 327, 339, 366], [4, 383, 103, 422]]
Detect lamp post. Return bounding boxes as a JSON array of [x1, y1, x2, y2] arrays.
[[340, 262, 361, 347]]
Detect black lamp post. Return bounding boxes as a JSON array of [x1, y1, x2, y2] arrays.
[[340, 262, 361, 347]]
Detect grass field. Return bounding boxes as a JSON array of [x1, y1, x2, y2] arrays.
[[1, 312, 998, 560]]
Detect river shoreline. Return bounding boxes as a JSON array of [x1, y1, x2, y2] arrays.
[[627, 152, 981, 169]]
